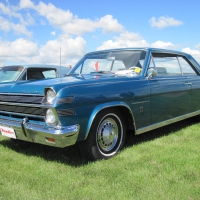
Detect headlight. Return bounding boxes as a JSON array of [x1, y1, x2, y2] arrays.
[[46, 89, 56, 104], [45, 109, 58, 126]]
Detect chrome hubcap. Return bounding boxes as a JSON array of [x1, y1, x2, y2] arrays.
[[97, 118, 119, 152]]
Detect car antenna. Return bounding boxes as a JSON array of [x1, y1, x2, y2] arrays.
[[60, 46, 62, 78]]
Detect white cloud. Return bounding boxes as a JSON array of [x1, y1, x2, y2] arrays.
[[182, 47, 200, 63], [0, 2, 21, 19], [24, 13, 35, 26], [51, 31, 56, 36], [60, 18, 99, 35], [0, 1, 34, 37], [97, 30, 180, 53], [0, 1, 35, 26], [34, 1, 73, 26], [60, 15, 123, 35], [19, 0, 35, 8], [149, 16, 183, 29], [37, 35, 87, 65], [9, 38, 38, 56], [18, 0, 123, 35], [0, 0, 192, 67], [99, 15, 123, 33], [0, 36, 86, 66], [151, 41, 176, 49], [97, 31, 149, 50], [0, 0, 124, 57], [0, 16, 32, 37], [0, 38, 38, 64]]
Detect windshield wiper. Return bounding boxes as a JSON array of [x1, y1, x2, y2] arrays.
[[64, 73, 79, 77], [90, 71, 114, 74]]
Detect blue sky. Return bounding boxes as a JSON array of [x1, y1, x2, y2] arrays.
[[0, 0, 200, 66]]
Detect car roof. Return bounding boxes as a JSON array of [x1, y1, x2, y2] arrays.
[[2, 64, 64, 69], [86, 47, 190, 57]]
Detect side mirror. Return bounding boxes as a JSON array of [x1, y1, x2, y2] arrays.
[[147, 68, 157, 79]]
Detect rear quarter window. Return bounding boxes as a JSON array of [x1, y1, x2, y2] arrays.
[[42, 70, 57, 78]]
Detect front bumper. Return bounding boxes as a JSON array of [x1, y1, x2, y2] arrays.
[[0, 117, 79, 148]]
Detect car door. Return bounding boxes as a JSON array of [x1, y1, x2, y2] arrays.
[[178, 56, 200, 112], [148, 53, 191, 124]]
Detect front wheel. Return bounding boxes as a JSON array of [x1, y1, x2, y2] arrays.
[[79, 108, 126, 161]]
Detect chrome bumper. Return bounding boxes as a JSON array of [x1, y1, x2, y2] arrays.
[[0, 117, 79, 148]]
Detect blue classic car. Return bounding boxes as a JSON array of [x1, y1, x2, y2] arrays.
[[0, 64, 70, 82], [0, 48, 200, 160]]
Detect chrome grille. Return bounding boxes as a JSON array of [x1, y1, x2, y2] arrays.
[[0, 104, 46, 116], [0, 94, 44, 104]]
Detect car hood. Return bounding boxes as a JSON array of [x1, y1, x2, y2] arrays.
[[0, 73, 140, 95], [0, 78, 63, 94]]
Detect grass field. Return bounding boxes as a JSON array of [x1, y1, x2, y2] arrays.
[[0, 118, 199, 200]]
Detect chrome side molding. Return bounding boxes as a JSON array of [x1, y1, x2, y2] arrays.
[[136, 110, 200, 135]]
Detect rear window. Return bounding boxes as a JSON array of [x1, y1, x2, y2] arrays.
[[26, 68, 57, 80]]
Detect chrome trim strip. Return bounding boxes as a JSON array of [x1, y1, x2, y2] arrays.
[[0, 95, 43, 104], [132, 100, 150, 105], [0, 93, 44, 96], [136, 110, 200, 135], [0, 101, 51, 108], [0, 111, 45, 119]]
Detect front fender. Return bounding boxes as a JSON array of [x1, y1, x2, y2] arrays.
[[84, 101, 134, 139]]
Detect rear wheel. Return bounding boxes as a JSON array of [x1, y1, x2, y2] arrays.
[[79, 108, 126, 161]]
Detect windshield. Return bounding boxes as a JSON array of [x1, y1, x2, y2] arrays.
[[0, 66, 24, 82], [71, 50, 146, 75]]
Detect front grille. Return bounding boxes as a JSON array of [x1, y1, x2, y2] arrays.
[[0, 115, 45, 124], [0, 94, 44, 104], [0, 104, 46, 116]]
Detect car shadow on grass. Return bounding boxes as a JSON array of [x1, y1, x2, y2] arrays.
[[0, 139, 88, 166], [0, 118, 198, 166], [125, 118, 198, 147]]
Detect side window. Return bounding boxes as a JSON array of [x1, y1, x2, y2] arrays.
[[153, 56, 181, 76], [178, 57, 197, 75], [148, 58, 155, 68], [42, 70, 56, 78], [27, 70, 44, 80], [21, 72, 26, 80]]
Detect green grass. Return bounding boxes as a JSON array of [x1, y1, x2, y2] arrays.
[[0, 119, 199, 200]]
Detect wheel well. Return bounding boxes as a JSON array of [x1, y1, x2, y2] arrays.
[[99, 106, 135, 134]]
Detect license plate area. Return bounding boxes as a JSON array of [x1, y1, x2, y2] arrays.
[[0, 125, 16, 139]]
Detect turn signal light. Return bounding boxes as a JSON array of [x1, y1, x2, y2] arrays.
[[46, 137, 56, 143]]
